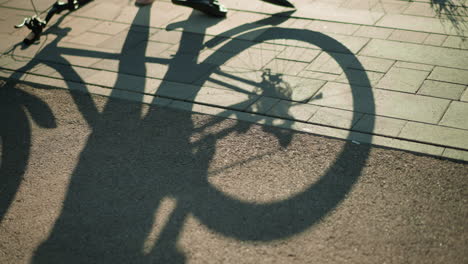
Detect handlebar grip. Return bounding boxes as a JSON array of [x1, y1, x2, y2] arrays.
[[15, 18, 29, 28]]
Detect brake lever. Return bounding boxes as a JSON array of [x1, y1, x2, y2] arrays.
[[15, 17, 30, 28], [13, 0, 82, 46], [14, 15, 46, 45]]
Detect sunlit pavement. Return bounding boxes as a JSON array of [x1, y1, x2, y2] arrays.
[[0, 0, 467, 263]]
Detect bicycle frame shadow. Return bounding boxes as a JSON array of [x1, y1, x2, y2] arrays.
[[2, 4, 374, 263]]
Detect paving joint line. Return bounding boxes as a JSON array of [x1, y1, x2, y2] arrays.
[[2, 53, 463, 106], [436, 100, 454, 125], [1, 71, 467, 155], [3, 61, 463, 133]]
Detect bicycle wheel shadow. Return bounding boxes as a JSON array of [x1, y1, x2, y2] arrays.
[[1, 5, 374, 264], [0, 81, 56, 223]]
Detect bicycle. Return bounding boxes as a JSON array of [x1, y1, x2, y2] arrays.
[[14, 0, 295, 45]]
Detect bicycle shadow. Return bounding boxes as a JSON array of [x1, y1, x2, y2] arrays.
[[2, 4, 374, 263]]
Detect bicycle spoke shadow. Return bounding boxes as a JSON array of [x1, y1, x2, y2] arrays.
[[2, 4, 374, 263]]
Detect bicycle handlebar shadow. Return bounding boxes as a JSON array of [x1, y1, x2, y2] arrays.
[[3, 4, 373, 263]]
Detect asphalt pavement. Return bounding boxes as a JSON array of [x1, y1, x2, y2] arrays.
[[1, 0, 468, 262], [0, 79, 466, 263]]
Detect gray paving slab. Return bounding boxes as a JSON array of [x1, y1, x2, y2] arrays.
[[423, 34, 448, 46], [335, 69, 383, 87], [263, 59, 309, 76], [399, 122, 468, 150], [353, 25, 394, 39], [116, 2, 186, 28], [323, 33, 370, 54], [461, 87, 468, 102], [83, 84, 173, 107], [393, 61, 434, 72], [439, 101, 468, 130], [89, 22, 129, 36], [442, 36, 468, 49], [201, 12, 271, 41], [293, 2, 384, 25], [277, 47, 320, 63], [377, 67, 429, 93], [442, 148, 468, 161], [305, 20, 360, 36], [0, 55, 33, 71], [340, 0, 378, 11], [351, 56, 395, 73], [76, 2, 125, 21], [403, 2, 438, 17], [428, 67, 468, 85], [247, 96, 279, 114], [85, 70, 148, 91], [307, 52, 355, 75], [298, 71, 339, 82], [66, 32, 114, 47], [60, 17, 101, 37], [418, 80, 466, 100], [196, 66, 260, 94], [371, 0, 409, 14], [386, 137, 445, 156], [267, 100, 320, 121], [192, 86, 259, 110], [39, 64, 101, 84], [309, 107, 362, 129], [388, 30, 429, 44], [221, 48, 280, 71], [265, 75, 326, 102], [97, 29, 149, 51], [359, 39, 468, 70], [352, 114, 407, 137], [310, 82, 451, 124], [376, 14, 461, 35], [2, 0, 52, 11]]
